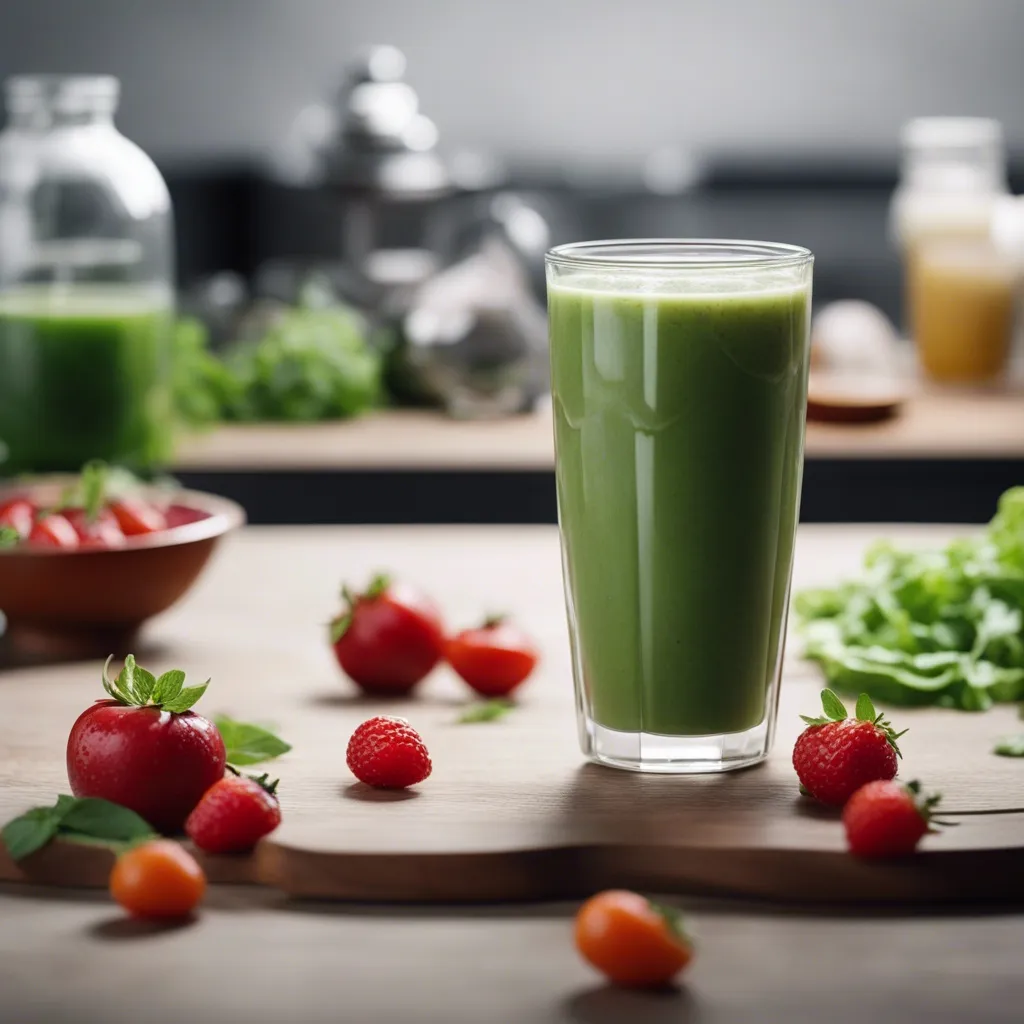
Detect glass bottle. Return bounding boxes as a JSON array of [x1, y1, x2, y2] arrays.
[[0, 75, 174, 475], [891, 118, 1015, 383]]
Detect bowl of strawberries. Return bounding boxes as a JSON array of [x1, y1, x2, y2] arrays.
[[0, 462, 245, 660]]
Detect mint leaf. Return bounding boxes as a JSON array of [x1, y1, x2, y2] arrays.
[[162, 682, 210, 713], [118, 655, 138, 702], [214, 716, 291, 766], [855, 692, 876, 722], [2, 807, 63, 861], [79, 460, 109, 522], [58, 798, 154, 842], [132, 667, 157, 705], [994, 734, 1024, 757], [3, 796, 155, 860], [152, 670, 185, 706], [457, 699, 515, 724], [820, 689, 848, 721], [0, 526, 20, 548]]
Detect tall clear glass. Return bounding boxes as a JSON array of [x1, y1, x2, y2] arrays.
[[546, 240, 813, 773]]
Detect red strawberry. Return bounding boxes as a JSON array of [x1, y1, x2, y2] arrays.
[[792, 690, 905, 806], [843, 779, 946, 857], [346, 716, 432, 789], [185, 772, 282, 854]]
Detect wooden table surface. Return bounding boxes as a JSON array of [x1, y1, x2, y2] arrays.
[[1, 524, 1022, 1022], [173, 388, 1024, 473]]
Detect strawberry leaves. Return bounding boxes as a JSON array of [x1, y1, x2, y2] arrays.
[[102, 655, 209, 713], [904, 779, 955, 831], [799, 687, 850, 726], [800, 688, 907, 757]]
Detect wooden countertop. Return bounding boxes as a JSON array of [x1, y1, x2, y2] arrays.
[[173, 388, 1024, 473], [2, 523, 1022, 1020], [2, 885, 1021, 1024]]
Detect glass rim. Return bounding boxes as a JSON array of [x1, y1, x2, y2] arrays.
[[545, 238, 813, 272]]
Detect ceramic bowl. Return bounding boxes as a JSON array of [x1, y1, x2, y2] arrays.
[[0, 485, 245, 662]]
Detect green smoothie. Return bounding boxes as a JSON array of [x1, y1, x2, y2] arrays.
[[550, 279, 809, 737], [0, 288, 173, 475]]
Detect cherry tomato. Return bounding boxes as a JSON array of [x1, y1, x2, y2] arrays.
[[64, 507, 126, 549], [109, 839, 206, 919], [330, 575, 445, 694], [446, 617, 538, 697], [28, 513, 79, 549], [0, 497, 36, 539], [575, 891, 694, 989], [110, 498, 167, 536]]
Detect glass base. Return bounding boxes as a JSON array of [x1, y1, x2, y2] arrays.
[[581, 719, 770, 774]]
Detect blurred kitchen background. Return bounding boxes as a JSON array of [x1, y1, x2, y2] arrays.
[[1, 0, 1022, 524]]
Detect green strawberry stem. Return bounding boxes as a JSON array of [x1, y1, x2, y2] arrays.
[[331, 573, 392, 643], [101, 653, 209, 714], [800, 688, 907, 757], [904, 780, 956, 831]]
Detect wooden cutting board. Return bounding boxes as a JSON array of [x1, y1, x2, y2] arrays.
[[1, 525, 1022, 904]]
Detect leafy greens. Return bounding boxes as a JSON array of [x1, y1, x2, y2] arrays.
[[796, 487, 1024, 711], [173, 301, 382, 426]]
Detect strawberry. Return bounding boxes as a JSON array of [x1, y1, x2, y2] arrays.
[[792, 690, 905, 806], [185, 772, 281, 854], [346, 716, 432, 789], [843, 779, 948, 857]]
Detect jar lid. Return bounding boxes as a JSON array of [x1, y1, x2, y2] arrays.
[[901, 117, 1003, 150], [5, 75, 119, 118]]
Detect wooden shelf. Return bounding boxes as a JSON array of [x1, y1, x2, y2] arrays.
[[174, 388, 1024, 473]]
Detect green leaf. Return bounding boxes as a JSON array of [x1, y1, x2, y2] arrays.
[[994, 734, 1024, 757], [132, 667, 157, 705], [214, 715, 291, 766], [820, 689, 848, 721], [647, 899, 693, 949], [162, 682, 210, 714], [329, 614, 351, 645], [0, 525, 20, 548], [152, 669, 185, 706], [79, 460, 109, 522], [2, 795, 154, 861], [99, 655, 211, 712], [855, 692, 876, 722], [2, 807, 63, 861], [118, 655, 138, 702], [457, 699, 515, 724], [58, 798, 155, 842]]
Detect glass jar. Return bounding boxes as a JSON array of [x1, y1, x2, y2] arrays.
[[891, 118, 1015, 382], [0, 75, 174, 475]]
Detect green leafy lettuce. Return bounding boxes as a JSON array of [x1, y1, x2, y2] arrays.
[[173, 303, 382, 426], [796, 487, 1024, 710]]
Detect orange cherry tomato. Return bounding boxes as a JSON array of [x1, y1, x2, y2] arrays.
[[574, 890, 694, 988], [109, 839, 206, 919]]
